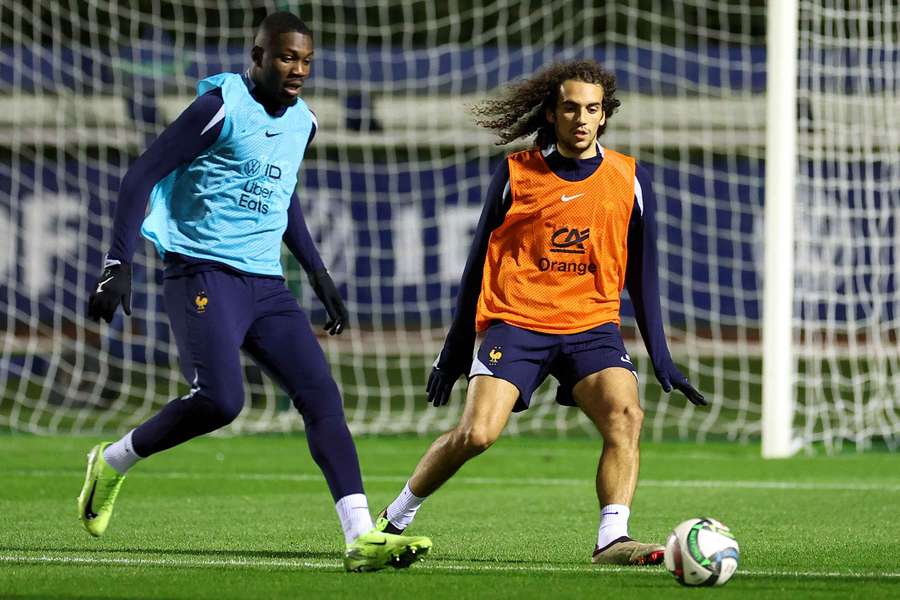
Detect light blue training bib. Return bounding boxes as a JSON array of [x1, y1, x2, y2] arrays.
[[141, 72, 314, 276]]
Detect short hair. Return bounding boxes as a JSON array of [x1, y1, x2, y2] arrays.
[[254, 11, 312, 46]]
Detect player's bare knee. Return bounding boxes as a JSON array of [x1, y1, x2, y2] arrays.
[[600, 401, 643, 443], [615, 402, 643, 433], [453, 425, 498, 456], [626, 402, 644, 428]]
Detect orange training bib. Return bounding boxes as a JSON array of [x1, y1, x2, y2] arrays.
[[475, 147, 636, 334]]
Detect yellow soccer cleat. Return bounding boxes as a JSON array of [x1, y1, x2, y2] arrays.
[[343, 529, 432, 572], [77, 443, 126, 537]]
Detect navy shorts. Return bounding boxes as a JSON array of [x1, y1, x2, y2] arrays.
[[469, 321, 637, 412]]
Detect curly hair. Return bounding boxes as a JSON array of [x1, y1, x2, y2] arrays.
[[471, 59, 621, 147]]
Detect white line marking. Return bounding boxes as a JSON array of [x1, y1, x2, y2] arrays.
[[0, 555, 896, 579], [9, 469, 899, 492]]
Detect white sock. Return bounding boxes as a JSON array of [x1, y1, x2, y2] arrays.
[[597, 504, 631, 550], [335, 493, 374, 544], [102, 430, 143, 475], [385, 481, 426, 530]]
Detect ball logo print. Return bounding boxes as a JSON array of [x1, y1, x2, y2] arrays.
[[664, 517, 740, 586]]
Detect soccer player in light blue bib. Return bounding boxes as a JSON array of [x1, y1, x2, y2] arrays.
[[80, 11, 430, 572]]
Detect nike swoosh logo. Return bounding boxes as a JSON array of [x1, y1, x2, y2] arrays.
[[621, 356, 633, 364], [84, 481, 98, 520], [264, 131, 283, 137], [561, 193, 585, 202], [95, 276, 114, 293]]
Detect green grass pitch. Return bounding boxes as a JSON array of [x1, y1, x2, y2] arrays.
[[1, 435, 897, 598]]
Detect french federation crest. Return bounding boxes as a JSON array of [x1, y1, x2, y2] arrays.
[[194, 291, 209, 313], [488, 346, 503, 365]]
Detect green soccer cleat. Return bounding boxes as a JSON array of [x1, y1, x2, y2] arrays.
[[343, 529, 432, 572], [77, 443, 126, 537], [374, 508, 406, 535]]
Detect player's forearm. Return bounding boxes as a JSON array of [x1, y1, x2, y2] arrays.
[[107, 147, 189, 262], [443, 162, 509, 351], [107, 161, 167, 262], [628, 263, 674, 367], [444, 255, 484, 351], [283, 191, 325, 274]]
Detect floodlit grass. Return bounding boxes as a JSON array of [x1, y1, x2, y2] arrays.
[[1, 435, 897, 598]]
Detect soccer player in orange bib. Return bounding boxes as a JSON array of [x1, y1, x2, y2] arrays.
[[375, 59, 707, 565]]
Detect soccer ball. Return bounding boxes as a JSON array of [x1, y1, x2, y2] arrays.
[[664, 517, 740, 586]]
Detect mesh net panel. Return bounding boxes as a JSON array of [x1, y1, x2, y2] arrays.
[[792, 0, 899, 451], [0, 1, 896, 450]]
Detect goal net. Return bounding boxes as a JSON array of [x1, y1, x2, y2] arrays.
[[789, 1, 899, 451], [1, 1, 896, 451]]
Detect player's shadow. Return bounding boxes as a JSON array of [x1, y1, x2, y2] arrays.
[[0, 545, 336, 561], [427, 555, 568, 566]]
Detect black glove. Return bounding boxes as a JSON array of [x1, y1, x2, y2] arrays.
[[426, 346, 471, 407], [308, 269, 348, 335], [654, 358, 707, 406], [88, 260, 132, 323]]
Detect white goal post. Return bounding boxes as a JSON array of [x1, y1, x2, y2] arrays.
[[762, 0, 799, 458]]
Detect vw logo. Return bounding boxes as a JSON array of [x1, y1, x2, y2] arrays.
[[243, 159, 261, 177]]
